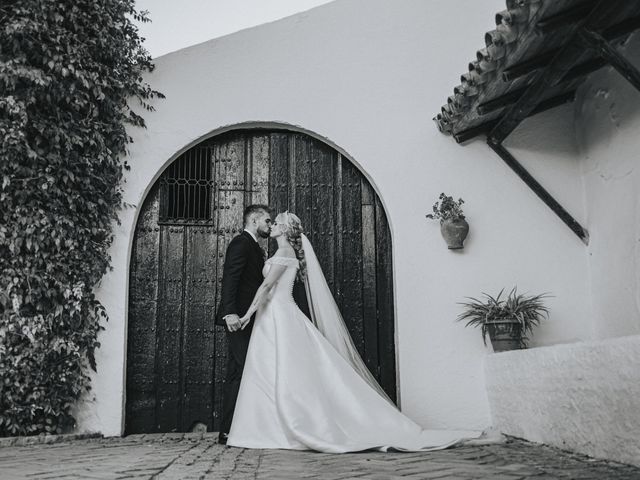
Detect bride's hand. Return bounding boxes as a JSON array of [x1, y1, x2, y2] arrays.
[[239, 316, 250, 330]]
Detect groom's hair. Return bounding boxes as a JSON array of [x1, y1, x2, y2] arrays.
[[243, 204, 271, 226]]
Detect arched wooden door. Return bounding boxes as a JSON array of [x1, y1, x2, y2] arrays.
[[125, 130, 395, 434]]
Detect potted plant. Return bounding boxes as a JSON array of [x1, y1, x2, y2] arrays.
[[456, 288, 550, 352], [426, 193, 468, 249]]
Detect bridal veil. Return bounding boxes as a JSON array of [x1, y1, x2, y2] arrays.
[[300, 233, 394, 405]]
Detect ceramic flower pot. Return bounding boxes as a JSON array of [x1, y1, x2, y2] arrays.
[[487, 321, 523, 352], [440, 218, 469, 249]]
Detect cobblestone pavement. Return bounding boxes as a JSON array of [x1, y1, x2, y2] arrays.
[[1, 433, 639, 480]]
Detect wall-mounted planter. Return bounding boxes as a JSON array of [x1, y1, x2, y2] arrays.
[[440, 218, 469, 249]]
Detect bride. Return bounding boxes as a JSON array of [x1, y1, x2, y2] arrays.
[[227, 211, 478, 452]]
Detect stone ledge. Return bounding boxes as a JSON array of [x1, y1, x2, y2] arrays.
[[0, 432, 103, 448], [485, 334, 640, 467]]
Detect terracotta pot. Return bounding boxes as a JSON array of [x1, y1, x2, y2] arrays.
[[440, 218, 469, 249], [487, 321, 523, 352]]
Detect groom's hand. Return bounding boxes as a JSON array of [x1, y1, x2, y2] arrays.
[[224, 314, 242, 332]]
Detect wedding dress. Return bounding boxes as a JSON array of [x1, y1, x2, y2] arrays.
[[227, 235, 478, 453]]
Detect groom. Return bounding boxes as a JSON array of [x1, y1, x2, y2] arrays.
[[216, 204, 272, 445]]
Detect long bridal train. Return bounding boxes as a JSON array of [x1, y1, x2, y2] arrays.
[[228, 235, 480, 452]]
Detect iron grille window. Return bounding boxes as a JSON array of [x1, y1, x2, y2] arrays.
[[159, 147, 213, 224]]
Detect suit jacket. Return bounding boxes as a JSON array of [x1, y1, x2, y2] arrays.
[[215, 231, 265, 326]]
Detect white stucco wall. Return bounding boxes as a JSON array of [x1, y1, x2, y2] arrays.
[[575, 33, 640, 340], [503, 105, 593, 345], [76, 0, 596, 436], [486, 335, 640, 467], [478, 33, 640, 469]]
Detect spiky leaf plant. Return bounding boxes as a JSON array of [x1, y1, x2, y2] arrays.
[[456, 288, 550, 347]]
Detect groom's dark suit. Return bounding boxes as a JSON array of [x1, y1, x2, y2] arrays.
[[216, 230, 265, 436]]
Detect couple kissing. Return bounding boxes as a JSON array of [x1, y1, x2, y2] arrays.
[[215, 205, 478, 452]]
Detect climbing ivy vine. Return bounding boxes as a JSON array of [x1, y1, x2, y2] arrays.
[[0, 0, 163, 435]]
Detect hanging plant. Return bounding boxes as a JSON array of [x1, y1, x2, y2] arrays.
[[426, 193, 469, 249]]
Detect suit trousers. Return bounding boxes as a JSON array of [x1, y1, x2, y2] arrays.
[[219, 323, 253, 435]]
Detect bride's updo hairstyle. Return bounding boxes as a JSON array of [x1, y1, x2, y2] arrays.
[[276, 211, 306, 280]]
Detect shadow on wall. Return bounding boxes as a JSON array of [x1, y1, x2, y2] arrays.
[[503, 102, 578, 155], [574, 32, 640, 149], [500, 32, 640, 155]]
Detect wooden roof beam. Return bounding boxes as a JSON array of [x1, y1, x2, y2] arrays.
[[489, 0, 623, 144], [453, 121, 498, 144], [502, 50, 555, 82], [502, 13, 640, 82], [487, 140, 589, 244], [454, 90, 576, 143], [478, 58, 605, 116], [477, 88, 526, 116], [579, 28, 640, 91], [561, 56, 607, 82]]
